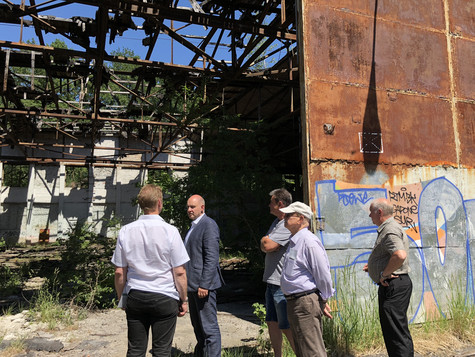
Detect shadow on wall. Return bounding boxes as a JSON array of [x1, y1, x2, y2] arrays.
[[362, 0, 381, 174], [0, 167, 29, 246]]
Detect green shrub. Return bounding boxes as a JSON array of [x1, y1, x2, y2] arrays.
[[0, 265, 24, 296], [252, 302, 271, 355], [58, 222, 116, 309]]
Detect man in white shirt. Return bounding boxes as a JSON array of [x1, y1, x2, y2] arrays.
[[112, 184, 189, 357]]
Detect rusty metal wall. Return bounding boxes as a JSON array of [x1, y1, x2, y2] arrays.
[[297, 0, 475, 321], [298, 0, 474, 197]]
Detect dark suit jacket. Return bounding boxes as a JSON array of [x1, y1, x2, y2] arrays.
[[185, 213, 224, 292]]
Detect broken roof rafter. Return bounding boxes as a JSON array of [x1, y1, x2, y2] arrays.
[[1, 0, 299, 169]]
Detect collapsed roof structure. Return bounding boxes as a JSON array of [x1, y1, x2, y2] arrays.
[[0, 0, 301, 173]]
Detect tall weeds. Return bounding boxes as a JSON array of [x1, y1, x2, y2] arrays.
[[445, 277, 475, 343], [27, 269, 86, 329], [323, 264, 383, 355]]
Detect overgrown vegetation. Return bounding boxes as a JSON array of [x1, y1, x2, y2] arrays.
[[2, 164, 29, 187], [248, 266, 475, 357], [0, 266, 23, 296], [65, 166, 89, 189], [0, 221, 118, 311], [252, 302, 271, 354], [323, 265, 383, 355], [27, 270, 86, 330], [57, 222, 116, 309]]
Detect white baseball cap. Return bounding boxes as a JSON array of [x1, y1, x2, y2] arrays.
[[279, 201, 313, 221]]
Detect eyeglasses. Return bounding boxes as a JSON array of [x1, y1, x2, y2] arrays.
[[284, 213, 301, 219]]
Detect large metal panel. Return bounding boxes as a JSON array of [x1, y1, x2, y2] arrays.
[[305, 4, 450, 95], [310, 1, 445, 29], [299, 0, 474, 197], [307, 81, 457, 164], [458, 102, 475, 167], [299, 0, 475, 321], [450, 0, 475, 37], [453, 38, 475, 100]]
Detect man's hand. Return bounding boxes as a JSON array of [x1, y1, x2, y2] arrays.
[[260, 236, 280, 253], [363, 263, 368, 272], [178, 301, 188, 317], [198, 287, 209, 298], [379, 273, 398, 287], [323, 302, 332, 319]]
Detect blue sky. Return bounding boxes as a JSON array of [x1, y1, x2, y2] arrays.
[[1, 1, 256, 66]]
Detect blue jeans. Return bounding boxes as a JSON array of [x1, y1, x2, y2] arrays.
[[126, 289, 178, 357], [265, 283, 290, 329]]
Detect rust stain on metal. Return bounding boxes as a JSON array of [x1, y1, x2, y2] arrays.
[[299, 0, 473, 196]]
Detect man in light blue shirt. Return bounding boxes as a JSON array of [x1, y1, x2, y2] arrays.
[[280, 202, 334, 357]]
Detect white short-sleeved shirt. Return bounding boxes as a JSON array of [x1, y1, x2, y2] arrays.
[[111, 215, 190, 300]]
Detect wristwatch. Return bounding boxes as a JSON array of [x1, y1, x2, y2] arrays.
[[380, 271, 390, 280]]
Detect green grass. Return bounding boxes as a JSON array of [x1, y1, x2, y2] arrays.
[[323, 265, 383, 355], [26, 271, 87, 330], [250, 267, 475, 357]]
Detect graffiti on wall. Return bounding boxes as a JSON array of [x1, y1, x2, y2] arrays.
[[315, 177, 474, 322]]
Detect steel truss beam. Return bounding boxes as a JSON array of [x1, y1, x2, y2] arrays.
[[0, 0, 299, 170]]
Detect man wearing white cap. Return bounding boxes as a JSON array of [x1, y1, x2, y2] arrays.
[[280, 201, 334, 357]]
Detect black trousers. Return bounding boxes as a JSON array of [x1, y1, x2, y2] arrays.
[[378, 274, 414, 357], [126, 289, 178, 357]]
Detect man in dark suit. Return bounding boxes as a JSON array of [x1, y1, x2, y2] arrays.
[[185, 194, 223, 357]]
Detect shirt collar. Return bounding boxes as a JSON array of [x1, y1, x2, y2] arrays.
[[377, 216, 394, 233], [192, 213, 205, 225], [138, 214, 165, 222], [290, 227, 309, 243]]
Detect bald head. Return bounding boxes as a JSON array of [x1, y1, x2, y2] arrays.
[[369, 198, 394, 226], [187, 194, 205, 221]]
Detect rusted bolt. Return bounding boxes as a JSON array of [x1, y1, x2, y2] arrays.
[[323, 123, 335, 135]]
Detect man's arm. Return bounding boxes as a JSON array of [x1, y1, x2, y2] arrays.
[[260, 236, 281, 253], [199, 219, 220, 296], [114, 266, 128, 299], [173, 264, 188, 317], [379, 249, 406, 286]]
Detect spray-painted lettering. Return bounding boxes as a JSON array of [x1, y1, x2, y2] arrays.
[[337, 191, 373, 206], [315, 177, 474, 325]]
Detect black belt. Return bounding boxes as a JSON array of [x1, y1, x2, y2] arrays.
[[284, 289, 324, 302]]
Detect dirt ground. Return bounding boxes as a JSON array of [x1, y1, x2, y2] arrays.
[[1, 302, 475, 357], [0, 302, 261, 356]]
